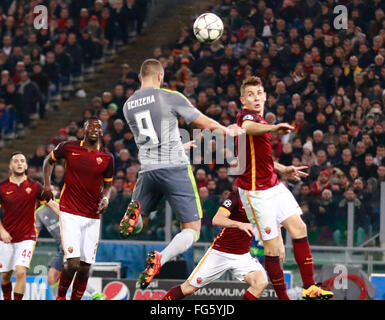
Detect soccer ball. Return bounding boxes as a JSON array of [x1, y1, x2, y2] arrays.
[[193, 13, 224, 44]]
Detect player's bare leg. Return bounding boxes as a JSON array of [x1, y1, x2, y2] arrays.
[[282, 214, 333, 300], [163, 281, 199, 300], [139, 220, 200, 289], [1, 270, 13, 300], [13, 266, 27, 300], [243, 270, 268, 300], [47, 266, 61, 296], [263, 236, 291, 300]]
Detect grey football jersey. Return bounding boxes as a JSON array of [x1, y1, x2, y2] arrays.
[[35, 202, 61, 245], [123, 87, 201, 172]]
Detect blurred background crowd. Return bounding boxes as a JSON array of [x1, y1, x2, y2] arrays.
[[1, 0, 384, 247]]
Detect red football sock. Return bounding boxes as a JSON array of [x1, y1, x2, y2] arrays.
[[292, 236, 315, 289], [70, 274, 89, 300], [1, 282, 12, 300], [264, 255, 290, 300], [57, 270, 74, 299], [13, 293, 23, 300], [162, 285, 186, 300], [242, 290, 258, 300]]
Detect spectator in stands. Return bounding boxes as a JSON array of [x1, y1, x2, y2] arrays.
[[51, 164, 65, 190], [18, 71, 41, 126]]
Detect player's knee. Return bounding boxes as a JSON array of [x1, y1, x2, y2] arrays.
[[263, 244, 281, 257], [1, 271, 13, 283], [247, 271, 268, 293], [14, 269, 26, 281], [292, 220, 307, 238]]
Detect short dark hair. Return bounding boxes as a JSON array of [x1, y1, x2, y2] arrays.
[[140, 58, 163, 78], [10, 151, 25, 161]]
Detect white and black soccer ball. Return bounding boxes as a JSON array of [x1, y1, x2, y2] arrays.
[[193, 13, 224, 44]]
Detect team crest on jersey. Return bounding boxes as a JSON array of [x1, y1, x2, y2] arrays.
[[67, 246, 73, 254], [96, 157, 103, 165], [197, 277, 203, 284], [264, 227, 271, 234], [25, 187, 32, 194]]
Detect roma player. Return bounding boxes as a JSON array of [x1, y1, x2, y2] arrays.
[[235, 76, 333, 300], [41, 116, 114, 300]]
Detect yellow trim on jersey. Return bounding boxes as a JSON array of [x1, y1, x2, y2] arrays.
[[80, 139, 100, 151], [246, 190, 263, 240], [58, 211, 66, 259], [248, 136, 256, 190], [51, 150, 57, 162], [219, 207, 231, 216], [187, 227, 227, 283], [60, 184, 66, 199], [159, 88, 190, 101]]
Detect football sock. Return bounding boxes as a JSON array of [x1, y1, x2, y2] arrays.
[[160, 228, 197, 266], [292, 237, 315, 289], [70, 273, 89, 300], [57, 270, 74, 298], [242, 290, 258, 300], [1, 282, 12, 300], [264, 255, 290, 300], [162, 285, 185, 300], [13, 292, 23, 300]]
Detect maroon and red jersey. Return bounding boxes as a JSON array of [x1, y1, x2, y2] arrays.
[[51, 140, 114, 219], [212, 191, 251, 254], [0, 176, 44, 243], [234, 108, 279, 191]]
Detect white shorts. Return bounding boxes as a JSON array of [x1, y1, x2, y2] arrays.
[[187, 248, 265, 288], [238, 183, 302, 241], [59, 211, 100, 264], [0, 240, 36, 271]]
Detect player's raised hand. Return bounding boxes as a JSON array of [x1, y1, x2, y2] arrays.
[[0, 228, 12, 243], [97, 197, 109, 215], [238, 222, 254, 237], [284, 165, 309, 181], [183, 140, 197, 150], [41, 185, 54, 202], [273, 123, 294, 135], [226, 123, 245, 136]]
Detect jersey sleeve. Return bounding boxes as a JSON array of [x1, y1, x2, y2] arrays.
[[51, 141, 67, 162], [103, 154, 115, 182], [168, 90, 202, 124], [219, 191, 239, 217], [238, 110, 261, 127]]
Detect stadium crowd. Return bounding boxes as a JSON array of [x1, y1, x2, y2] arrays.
[[1, 0, 385, 247]]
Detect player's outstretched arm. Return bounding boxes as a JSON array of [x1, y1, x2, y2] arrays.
[[41, 153, 56, 202], [274, 162, 308, 181], [212, 208, 253, 237], [242, 121, 294, 136], [191, 114, 243, 136]]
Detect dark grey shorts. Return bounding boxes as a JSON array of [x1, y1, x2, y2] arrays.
[[48, 248, 64, 271], [132, 165, 202, 223]]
